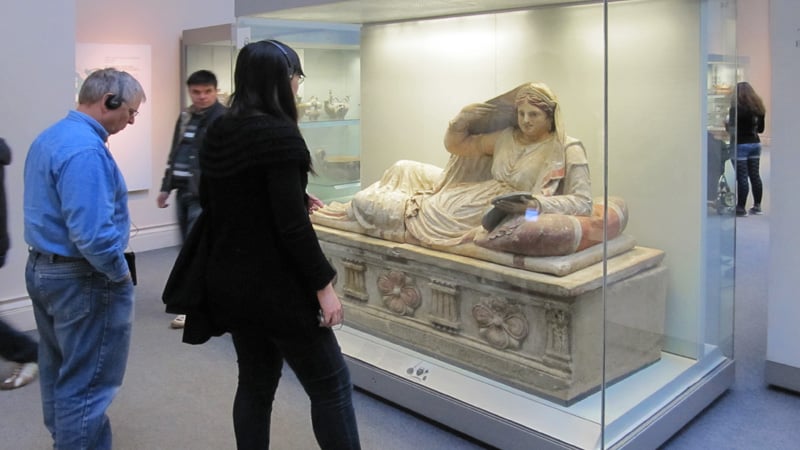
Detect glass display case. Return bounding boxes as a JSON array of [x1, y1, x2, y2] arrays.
[[192, 0, 740, 448], [181, 20, 362, 203], [707, 54, 747, 138]]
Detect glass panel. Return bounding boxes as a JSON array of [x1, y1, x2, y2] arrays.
[[603, 0, 736, 447], [220, 0, 736, 447], [238, 18, 363, 203], [309, 4, 609, 447], [704, 0, 737, 361], [181, 20, 362, 204]]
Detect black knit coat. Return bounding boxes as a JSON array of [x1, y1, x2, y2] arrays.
[[187, 114, 336, 341]]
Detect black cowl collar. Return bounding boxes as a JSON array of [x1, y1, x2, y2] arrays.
[[201, 114, 310, 177]]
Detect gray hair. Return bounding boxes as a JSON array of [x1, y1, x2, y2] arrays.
[[78, 68, 146, 106]]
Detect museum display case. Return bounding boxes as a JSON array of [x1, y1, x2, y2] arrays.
[[188, 0, 739, 448], [707, 54, 747, 137], [181, 19, 362, 203]]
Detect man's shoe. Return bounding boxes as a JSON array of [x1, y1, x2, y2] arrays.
[[1, 362, 38, 390], [749, 205, 763, 215], [170, 314, 186, 329], [736, 207, 748, 217]]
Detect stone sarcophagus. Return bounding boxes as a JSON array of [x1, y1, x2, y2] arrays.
[[315, 225, 668, 405]]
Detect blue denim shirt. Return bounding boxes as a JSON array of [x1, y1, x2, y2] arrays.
[[24, 110, 130, 282]]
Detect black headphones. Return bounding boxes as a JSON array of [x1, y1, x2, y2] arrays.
[[104, 76, 125, 110], [265, 40, 294, 77], [105, 94, 122, 110]]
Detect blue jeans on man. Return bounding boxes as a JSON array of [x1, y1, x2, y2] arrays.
[[26, 252, 134, 449]]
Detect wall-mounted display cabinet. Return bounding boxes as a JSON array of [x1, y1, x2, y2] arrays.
[[707, 54, 748, 140], [190, 0, 740, 448], [181, 20, 362, 203]]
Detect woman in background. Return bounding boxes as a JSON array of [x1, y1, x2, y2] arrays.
[[196, 39, 360, 449], [728, 81, 766, 216]]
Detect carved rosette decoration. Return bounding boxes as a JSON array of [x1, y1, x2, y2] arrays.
[[377, 270, 421, 316], [472, 297, 529, 350]]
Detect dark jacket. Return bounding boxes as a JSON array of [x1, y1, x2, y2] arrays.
[[728, 105, 765, 145], [0, 138, 10, 267], [159, 101, 226, 196], [184, 113, 336, 342]]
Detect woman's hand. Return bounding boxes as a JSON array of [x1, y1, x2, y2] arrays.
[[306, 193, 324, 214], [317, 282, 343, 327]]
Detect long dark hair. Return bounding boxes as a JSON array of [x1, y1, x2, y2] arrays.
[[734, 81, 766, 115], [228, 40, 302, 122]]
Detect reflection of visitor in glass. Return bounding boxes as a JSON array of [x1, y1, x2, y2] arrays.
[[726, 81, 766, 217]]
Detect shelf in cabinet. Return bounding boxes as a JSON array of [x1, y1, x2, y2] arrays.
[[308, 180, 361, 204], [300, 118, 359, 129]]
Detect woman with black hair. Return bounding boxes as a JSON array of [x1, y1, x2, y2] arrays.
[[194, 40, 360, 449]]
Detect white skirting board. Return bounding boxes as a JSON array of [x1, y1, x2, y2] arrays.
[[765, 361, 800, 394]]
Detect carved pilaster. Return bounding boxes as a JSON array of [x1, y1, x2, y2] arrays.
[[428, 279, 460, 333], [342, 259, 369, 302], [544, 302, 572, 370]]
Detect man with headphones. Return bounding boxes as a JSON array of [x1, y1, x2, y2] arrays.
[[23, 68, 145, 450], [156, 70, 226, 329]]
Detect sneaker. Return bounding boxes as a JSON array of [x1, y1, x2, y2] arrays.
[[1, 362, 38, 390], [749, 205, 763, 215], [170, 314, 186, 329], [735, 207, 748, 217]]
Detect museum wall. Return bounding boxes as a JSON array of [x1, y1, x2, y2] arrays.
[[737, 0, 771, 144], [361, 0, 704, 356], [75, 0, 235, 249], [0, 0, 77, 329], [0, 0, 235, 330], [767, 0, 800, 383]]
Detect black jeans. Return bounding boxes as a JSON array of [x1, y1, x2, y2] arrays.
[[0, 317, 38, 363], [176, 187, 202, 242], [231, 328, 361, 450]]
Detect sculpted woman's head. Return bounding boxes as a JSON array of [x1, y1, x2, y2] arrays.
[[514, 82, 565, 144]]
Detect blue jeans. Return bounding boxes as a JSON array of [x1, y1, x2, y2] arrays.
[[26, 252, 134, 450], [735, 143, 763, 209], [231, 328, 361, 450]]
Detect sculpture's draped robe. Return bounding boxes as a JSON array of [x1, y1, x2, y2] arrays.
[[318, 129, 592, 247]]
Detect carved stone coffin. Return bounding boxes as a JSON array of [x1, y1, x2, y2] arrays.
[[315, 225, 668, 405]]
